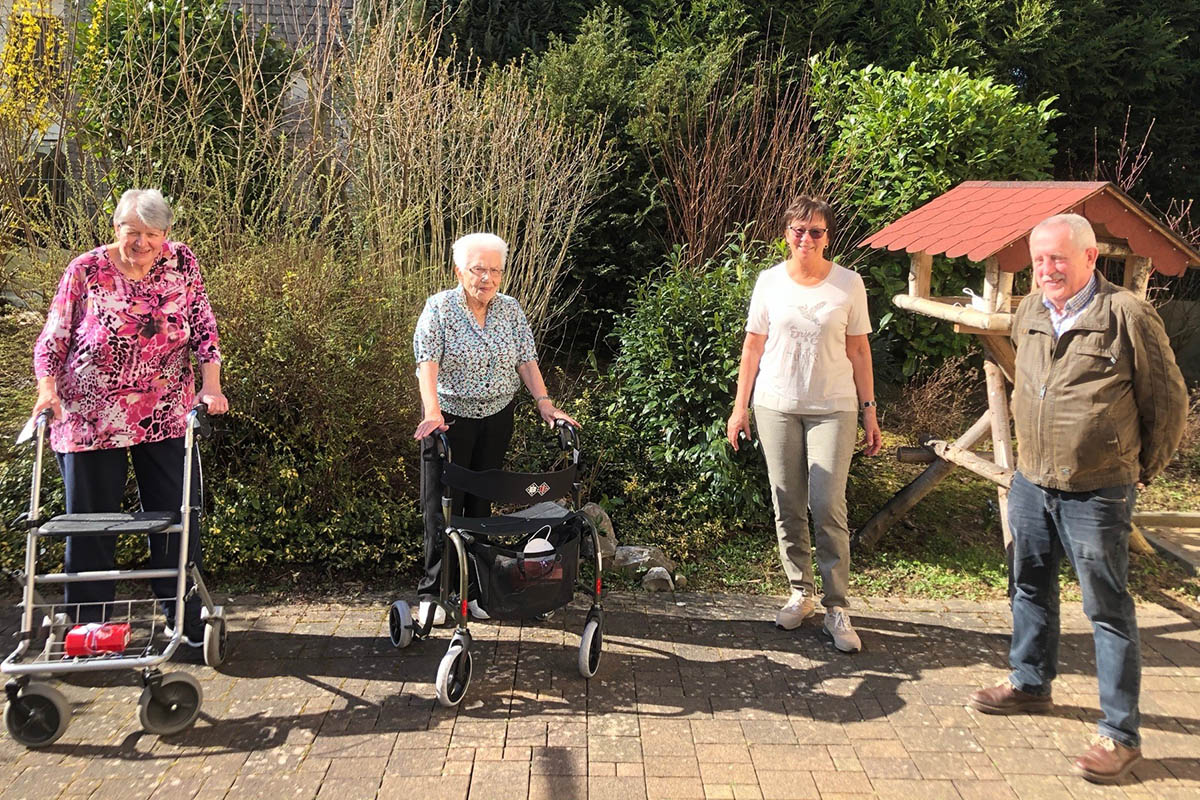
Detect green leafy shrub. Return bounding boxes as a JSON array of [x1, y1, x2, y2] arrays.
[[194, 243, 424, 576], [608, 234, 780, 533], [813, 60, 1059, 227], [530, 0, 759, 353], [811, 58, 1059, 374]]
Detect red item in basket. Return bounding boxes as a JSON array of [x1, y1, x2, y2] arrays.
[[64, 622, 132, 657]]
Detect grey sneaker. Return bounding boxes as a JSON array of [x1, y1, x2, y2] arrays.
[[822, 606, 861, 652], [775, 590, 816, 630]]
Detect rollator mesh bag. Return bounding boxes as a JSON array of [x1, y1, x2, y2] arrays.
[[469, 517, 583, 620]]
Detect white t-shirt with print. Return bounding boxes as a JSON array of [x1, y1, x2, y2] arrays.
[[745, 262, 871, 415]]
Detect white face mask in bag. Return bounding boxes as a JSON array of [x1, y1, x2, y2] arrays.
[[520, 525, 559, 580], [524, 524, 554, 556]]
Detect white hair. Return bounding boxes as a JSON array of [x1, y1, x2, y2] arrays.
[[452, 232, 508, 269], [1032, 213, 1097, 250], [113, 188, 173, 231]]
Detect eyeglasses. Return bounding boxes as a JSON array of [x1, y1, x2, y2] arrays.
[[788, 225, 827, 239], [468, 266, 504, 279]]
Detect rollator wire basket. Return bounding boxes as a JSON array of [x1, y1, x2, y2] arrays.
[[2, 405, 229, 748], [388, 419, 605, 708]]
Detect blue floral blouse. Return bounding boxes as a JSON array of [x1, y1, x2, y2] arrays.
[[413, 285, 538, 418]]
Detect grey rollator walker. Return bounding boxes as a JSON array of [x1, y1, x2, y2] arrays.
[[3, 404, 228, 747], [388, 419, 605, 707]]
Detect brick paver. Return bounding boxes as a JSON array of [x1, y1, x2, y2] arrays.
[[2, 591, 1198, 799]]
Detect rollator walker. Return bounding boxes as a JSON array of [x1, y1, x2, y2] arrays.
[[3, 405, 227, 747], [388, 420, 604, 707]]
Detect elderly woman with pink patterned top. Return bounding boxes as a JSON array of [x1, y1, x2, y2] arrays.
[[31, 188, 228, 646]]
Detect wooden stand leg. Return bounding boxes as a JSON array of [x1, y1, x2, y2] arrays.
[[852, 411, 994, 551], [982, 258, 1017, 580], [984, 358, 1015, 552]]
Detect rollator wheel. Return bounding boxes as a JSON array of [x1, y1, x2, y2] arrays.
[[388, 600, 414, 649], [434, 643, 472, 707], [138, 672, 203, 736], [203, 609, 228, 668], [4, 682, 70, 748], [577, 618, 603, 679]]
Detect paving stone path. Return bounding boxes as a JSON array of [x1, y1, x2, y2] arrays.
[[1, 592, 1198, 799]]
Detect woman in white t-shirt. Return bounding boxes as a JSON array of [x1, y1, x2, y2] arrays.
[[726, 196, 882, 653]]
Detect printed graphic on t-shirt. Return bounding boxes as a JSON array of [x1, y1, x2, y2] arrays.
[[784, 301, 828, 385]]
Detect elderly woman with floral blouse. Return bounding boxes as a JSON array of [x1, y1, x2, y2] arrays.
[[412, 232, 577, 624], [32, 188, 228, 646]]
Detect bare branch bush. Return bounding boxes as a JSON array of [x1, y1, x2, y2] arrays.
[[885, 354, 985, 444], [2, 0, 609, 332], [1091, 108, 1154, 194], [335, 13, 611, 332], [647, 52, 868, 271]]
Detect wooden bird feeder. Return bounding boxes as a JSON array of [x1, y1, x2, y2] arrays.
[[852, 181, 1200, 554]]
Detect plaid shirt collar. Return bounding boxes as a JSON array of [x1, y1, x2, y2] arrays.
[[1043, 272, 1098, 338]]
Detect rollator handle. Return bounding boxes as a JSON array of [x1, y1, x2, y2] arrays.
[[15, 409, 53, 446], [435, 431, 453, 463], [554, 419, 579, 452], [189, 403, 214, 439]]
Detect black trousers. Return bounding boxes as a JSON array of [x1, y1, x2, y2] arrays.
[[57, 437, 204, 637], [418, 400, 515, 597]]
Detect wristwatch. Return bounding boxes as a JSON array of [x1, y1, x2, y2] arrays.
[[861, 400, 877, 409]]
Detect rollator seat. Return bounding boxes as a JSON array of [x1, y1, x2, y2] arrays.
[[450, 501, 576, 537], [39, 511, 177, 536]]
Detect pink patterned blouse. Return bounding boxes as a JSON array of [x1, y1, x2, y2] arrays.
[[33, 242, 222, 453]]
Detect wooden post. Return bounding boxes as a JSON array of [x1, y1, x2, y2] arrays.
[[1132, 511, 1200, 527], [896, 445, 993, 463], [892, 294, 1013, 330], [928, 440, 1014, 486], [908, 252, 932, 298], [1122, 255, 1153, 299], [982, 257, 1013, 312], [982, 259, 1016, 551], [976, 335, 1016, 384], [852, 411, 994, 551]]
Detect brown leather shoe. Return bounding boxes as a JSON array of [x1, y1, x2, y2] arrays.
[[967, 680, 1053, 714], [1073, 735, 1141, 784]]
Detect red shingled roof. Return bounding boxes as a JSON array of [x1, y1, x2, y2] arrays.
[[859, 181, 1200, 276]]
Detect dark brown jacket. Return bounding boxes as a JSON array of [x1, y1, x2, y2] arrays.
[[1012, 272, 1188, 492]]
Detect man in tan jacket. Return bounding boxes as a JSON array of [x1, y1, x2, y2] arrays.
[[968, 213, 1188, 784]]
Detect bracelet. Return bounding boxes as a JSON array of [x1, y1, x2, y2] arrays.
[[534, 395, 551, 405], [861, 400, 877, 410]]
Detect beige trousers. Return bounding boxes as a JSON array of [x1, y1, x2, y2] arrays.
[[753, 405, 856, 608]]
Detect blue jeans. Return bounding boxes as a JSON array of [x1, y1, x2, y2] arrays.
[[1007, 471, 1141, 748]]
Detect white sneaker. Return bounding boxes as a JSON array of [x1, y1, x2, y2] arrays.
[[418, 601, 446, 627], [468, 599, 490, 620], [775, 590, 815, 630], [822, 606, 862, 653]]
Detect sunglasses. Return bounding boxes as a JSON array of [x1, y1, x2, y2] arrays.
[[788, 225, 827, 239]]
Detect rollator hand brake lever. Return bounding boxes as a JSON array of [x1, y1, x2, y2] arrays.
[[189, 403, 214, 439]]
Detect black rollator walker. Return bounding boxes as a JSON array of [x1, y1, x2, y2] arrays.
[[388, 420, 605, 707], [3, 404, 228, 747]]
